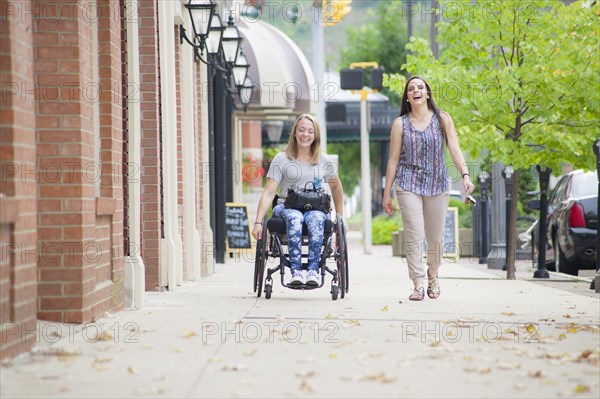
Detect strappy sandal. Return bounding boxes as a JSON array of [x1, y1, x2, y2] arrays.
[[427, 271, 441, 299], [409, 286, 425, 301]]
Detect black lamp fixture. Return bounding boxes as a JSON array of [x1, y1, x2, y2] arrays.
[[180, 0, 224, 65], [205, 12, 224, 57], [221, 14, 242, 66], [238, 77, 254, 112], [232, 49, 249, 87]]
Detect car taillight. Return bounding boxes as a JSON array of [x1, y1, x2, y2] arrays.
[[569, 203, 586, 228]]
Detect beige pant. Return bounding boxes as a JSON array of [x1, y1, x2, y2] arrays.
[[395, 187, 450, 287]]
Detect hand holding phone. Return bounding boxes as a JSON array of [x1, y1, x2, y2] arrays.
[[465, 195, 477, 206]]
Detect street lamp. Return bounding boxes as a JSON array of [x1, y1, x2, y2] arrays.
[[180, 0, 222, 64], [232, 50, 249, 87], [478, 171, 490, 264], [502, 165, 514, 276], [264, 120, 284, 143], [221, 14, 242, 66], [533, 165, 551, 279], [204, 13, 224, 58], [238, 77, 254, 112]]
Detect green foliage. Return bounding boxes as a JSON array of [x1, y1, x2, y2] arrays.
[[338, 0, 427, 105], [385, 0, 599, 271], [386, 0, 599, 173], [372, 212, 403, 245], [448, 198, 473, 229], [328, 142, 379, 196]]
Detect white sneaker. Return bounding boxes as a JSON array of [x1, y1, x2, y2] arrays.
[[306, 270, 321, 286], [289, 270, 305, 285]]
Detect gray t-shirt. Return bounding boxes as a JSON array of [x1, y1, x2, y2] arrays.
[[266, 152, 338, 197]]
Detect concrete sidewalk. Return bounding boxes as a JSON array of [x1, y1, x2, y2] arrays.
[[1, 231, 599, 399]]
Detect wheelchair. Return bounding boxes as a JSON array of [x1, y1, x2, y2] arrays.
[[253, 202, 349, 300]]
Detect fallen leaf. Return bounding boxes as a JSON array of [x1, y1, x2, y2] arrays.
[[181, 329, 198, 338], [221, 364, 248, 371], [207, 357, 221, 363], [528, 370, 543, 378], [91, 331, 114, 342], [502, 312, 516, 316], [573, 384, 591, 394], [497, 362, 521, 370], [128, 366, 139, 375], [325, 313, 335, 319], [329, 353, 337, 359], [93, 357, 113, 364], [360, 372, 397, 383], [380, 305, 389, 312], [243, 349, 257, 357], [299, 380, 315, 393]]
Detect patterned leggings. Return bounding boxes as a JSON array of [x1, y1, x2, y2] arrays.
[[272, 204, 328, 272]]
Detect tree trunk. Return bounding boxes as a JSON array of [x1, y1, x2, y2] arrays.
[[506, 170, 520, 280]]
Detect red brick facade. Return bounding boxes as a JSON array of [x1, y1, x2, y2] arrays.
[[31, 0, 124, 323], [0, 0, 39, 360], [1, 0, 212, 360], [138, 0, 162, 291]]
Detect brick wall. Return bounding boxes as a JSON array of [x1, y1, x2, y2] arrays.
[[138, 0, 162, 291], [0, 0, 39, 360], [34, 0, 123, 323]]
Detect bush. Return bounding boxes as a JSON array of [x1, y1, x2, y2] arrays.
[[448, 198, 472, 228], [372, 212, 403, 245]]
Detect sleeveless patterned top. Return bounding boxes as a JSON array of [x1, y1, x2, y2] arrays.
[[394, 113, 449, 196]]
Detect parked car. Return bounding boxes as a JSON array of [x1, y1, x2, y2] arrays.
[[529, 170, 598, 275]]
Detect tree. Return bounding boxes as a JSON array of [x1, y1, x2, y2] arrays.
[[385, 0, 599, 278]]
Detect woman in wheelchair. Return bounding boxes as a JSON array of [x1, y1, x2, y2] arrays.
[[251, 114, 344, 287]]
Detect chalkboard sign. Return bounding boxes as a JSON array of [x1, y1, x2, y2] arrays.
[[444, 207, 459, 259], [225, 203, 252, 252]]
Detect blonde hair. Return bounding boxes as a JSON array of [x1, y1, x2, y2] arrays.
[[284, 114, 321, 164]]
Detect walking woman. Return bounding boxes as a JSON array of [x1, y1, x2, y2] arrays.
[[382, 76, 474, 301]]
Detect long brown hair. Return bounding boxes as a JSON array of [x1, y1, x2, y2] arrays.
[[284, 113, 321, 164], [399, 76, 447, 143]]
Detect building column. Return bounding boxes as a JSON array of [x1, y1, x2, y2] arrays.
[[0, 0, 38, 360], [123, 0, 146, 308], [158, 1, 183, 289]]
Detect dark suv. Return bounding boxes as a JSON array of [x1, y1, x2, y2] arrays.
[[535, 170, 598, 275]]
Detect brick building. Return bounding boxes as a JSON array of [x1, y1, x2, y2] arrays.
[[0, 0, 224, 360], [1, 0, 315, 360]]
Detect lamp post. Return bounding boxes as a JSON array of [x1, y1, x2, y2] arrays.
[[181, 5, 252, 263], [502, 165, 515, 279], [533, 165, 551, 279], [478, 171, 490, 264]]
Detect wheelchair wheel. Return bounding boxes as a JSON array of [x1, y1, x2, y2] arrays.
[[336, 216, 348, 298], [253, 217, 268, 297]]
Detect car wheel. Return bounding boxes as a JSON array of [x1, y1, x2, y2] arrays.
[[553, 235, 578, 276]]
